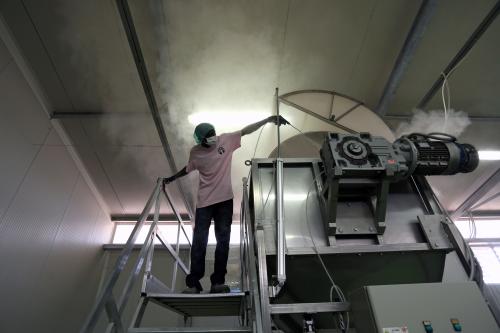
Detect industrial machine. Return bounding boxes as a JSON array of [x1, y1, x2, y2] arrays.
[[81, 90, 498, 333], [246, 139, 487, 331], [244, 90, 496, 332], [318, 132, 479, 239]]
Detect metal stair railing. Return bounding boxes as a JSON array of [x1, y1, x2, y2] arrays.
[[241, 177, 263, 333], [80, 178, 192, 333], [125, 178, 258, 332]]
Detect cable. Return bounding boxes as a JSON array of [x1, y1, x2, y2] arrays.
[[304, 176, 349, 332], [252, 120, 349, 330], [246, 125, 267, 180], [466, 210, 477, 281], [405, 132, 457, 142], [440, 72, 449, 131], [252, 120, 320, 221], [252, 126, 266, 159], [288, 123, 322, 150], [258, 168, 276, 221], [439, 49, 471, 133]]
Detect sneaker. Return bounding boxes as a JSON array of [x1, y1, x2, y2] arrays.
[[182, 286, 201, 294], [210, 283, 230, 293]]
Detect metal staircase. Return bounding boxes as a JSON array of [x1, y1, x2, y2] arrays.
[[80, 178, 258, 333]]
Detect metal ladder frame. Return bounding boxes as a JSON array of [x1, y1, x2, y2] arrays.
[[80, 178, 192, 333], [81, 178, 260, 332]]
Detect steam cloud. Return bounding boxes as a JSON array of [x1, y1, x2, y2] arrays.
[[395, 109, 471, 138], [55, 0, 163, 189]]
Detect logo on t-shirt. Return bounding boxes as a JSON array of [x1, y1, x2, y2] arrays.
[[218, 146, 226, 155]]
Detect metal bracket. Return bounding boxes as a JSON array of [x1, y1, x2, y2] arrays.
[[418, 215, 453, 250], [144, 274, 171, 295]]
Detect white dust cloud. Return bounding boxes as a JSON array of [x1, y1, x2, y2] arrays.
[[395, 109, 471, 138]]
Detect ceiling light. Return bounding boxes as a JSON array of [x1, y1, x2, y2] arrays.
[[188, 111, 270, 129], [478, 151, 500, 161]]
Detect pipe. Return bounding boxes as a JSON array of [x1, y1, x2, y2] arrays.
[[115, 0, 194, 220], [275, 88, 286, 287], [276, 88, 281, 158], [417, 1, 500, 109], [276, 158, 286, 286], [375, 0, 437, 115]]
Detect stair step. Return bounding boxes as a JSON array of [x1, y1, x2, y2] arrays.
[[128, 327, 252, 333], [147, 292, 247, 317]]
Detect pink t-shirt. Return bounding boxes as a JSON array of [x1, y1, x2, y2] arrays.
[[186, 131, 242, 208]]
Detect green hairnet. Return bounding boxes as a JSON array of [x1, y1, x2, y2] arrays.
[[193, 123, 215, 144]]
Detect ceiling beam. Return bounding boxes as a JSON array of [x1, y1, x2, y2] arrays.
[[417, 1, 500, 109], [51, 111, 149, 119], [54, 111, 500, 123], [375, 0, 437, 115], [451, 166, 500, 220], [115, 0, 194, 220]]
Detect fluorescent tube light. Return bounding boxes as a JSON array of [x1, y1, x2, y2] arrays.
[[478, 151, 500, 161]]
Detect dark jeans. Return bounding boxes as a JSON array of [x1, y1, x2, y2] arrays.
[[185, 199, 233, 291]]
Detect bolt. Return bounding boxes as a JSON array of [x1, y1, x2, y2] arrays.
[[353, 227, 359, 232], [337, 228, 343, 233], [369, 227, 374, 232], [434, 242, 439, 247]]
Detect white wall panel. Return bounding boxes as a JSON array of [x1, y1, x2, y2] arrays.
[[0, 62, 51, 144], [0, 31, 113, 333], [0, 60, 50, 219], [31, 176, 113, 331], [0, 134, 39, 218], [58, 119, 127, 213], [0, 144, 80, 330]]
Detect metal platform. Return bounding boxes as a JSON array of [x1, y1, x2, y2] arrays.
[[147, 292, 247, 317], [128, 327, 252, 333]]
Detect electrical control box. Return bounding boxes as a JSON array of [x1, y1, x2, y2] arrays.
[[350, 282, 498, 333]]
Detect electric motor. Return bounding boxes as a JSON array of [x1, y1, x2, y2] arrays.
[[394, 133, 479, 176], [320, 132, 479, 180]]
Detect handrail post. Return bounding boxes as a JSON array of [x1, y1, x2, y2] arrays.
[[171, 218, 182, 290], [141, 225, 156, 294], [240, 198, 246, 293], [275, 158, 286, 288], [117, 187, 162, 314], [105, 295, 124, 333], [162, 184, 192, 247], [243, 176, 264, 333]]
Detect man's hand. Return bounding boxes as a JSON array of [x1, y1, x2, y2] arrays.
[[162, 176, 175, 190], [162, 167, 188, 190], [268, 115, 290, 126], [242, 116, 290, 136]]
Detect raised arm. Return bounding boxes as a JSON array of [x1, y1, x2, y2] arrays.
[[241, 115, 289, 136]]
